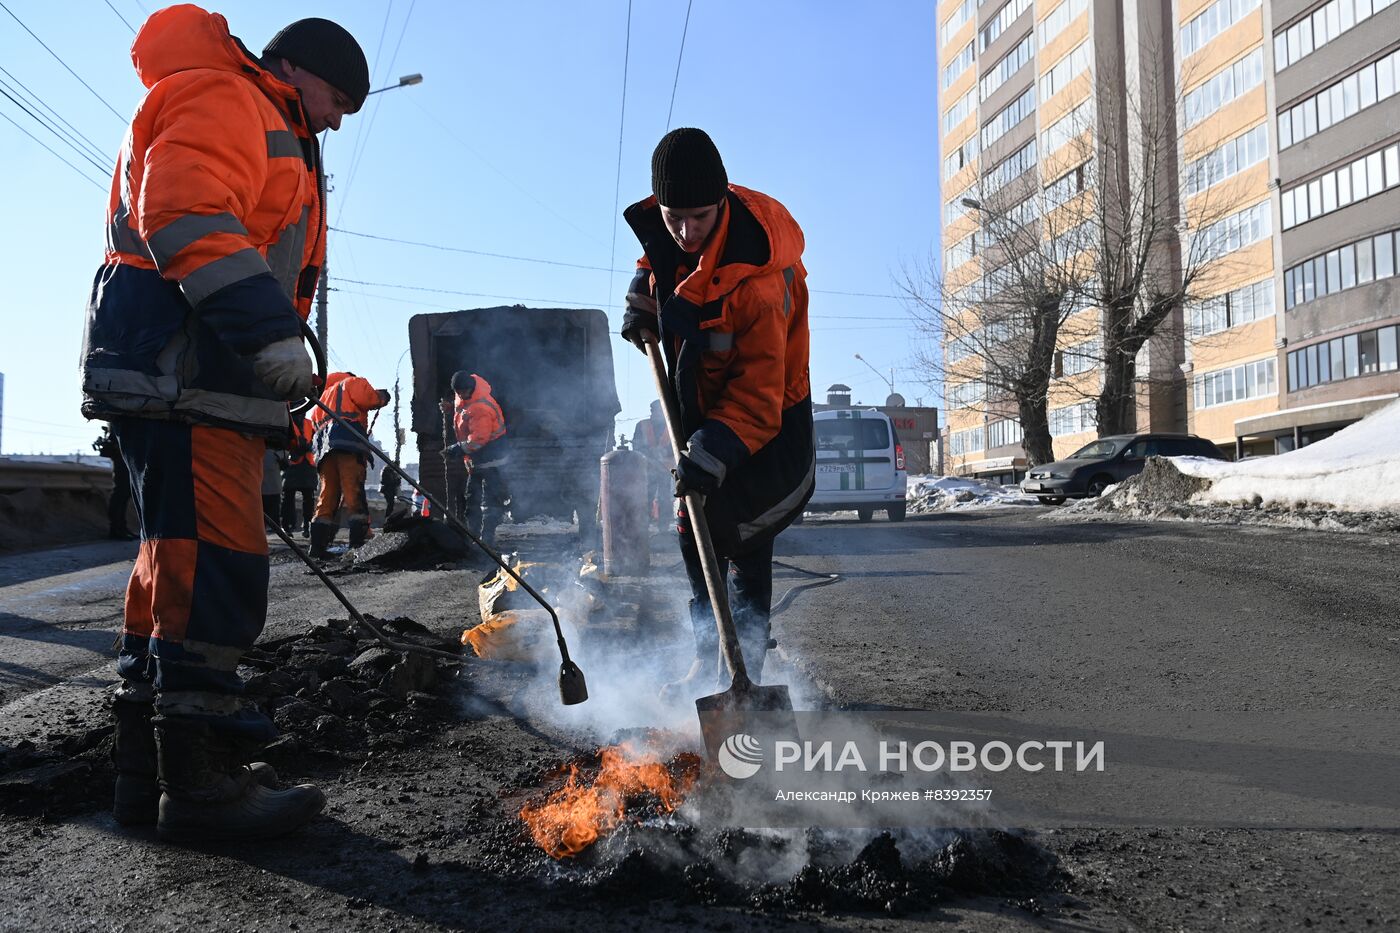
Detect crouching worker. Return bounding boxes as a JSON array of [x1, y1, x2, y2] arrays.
[[77, 6, 371, 841], [309, 371, 390, 556], [621, 128, 814, 693], [445, 371, 510, 549]]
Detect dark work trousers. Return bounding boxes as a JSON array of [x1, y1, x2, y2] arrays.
[[108, 454, 133, 534], [281, 487, 315, 530], [465, 465, 510, 546], [677, 503, 774, 682], [111, 418, 276, 744]]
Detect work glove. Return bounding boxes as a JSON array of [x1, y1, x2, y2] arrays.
[[621, 270, 659, 353], [250, 337, 314, 401], [673, 452, 721, 498], [673, 421, 749, 499]]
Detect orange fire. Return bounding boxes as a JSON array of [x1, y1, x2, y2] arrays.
[[519, 744, 697, 858]]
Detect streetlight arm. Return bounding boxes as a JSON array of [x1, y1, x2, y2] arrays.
[[366, 73, 424, 96]]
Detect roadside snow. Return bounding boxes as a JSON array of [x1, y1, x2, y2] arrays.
[[1048, 399, 1400, 533], [907, 474, 1038, 513]]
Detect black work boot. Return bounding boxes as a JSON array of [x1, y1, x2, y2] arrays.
[[154, 717, 324, 843], [114, 700, 279, 827], [308, 520, 336, 558], [347, 517, 369, 549]]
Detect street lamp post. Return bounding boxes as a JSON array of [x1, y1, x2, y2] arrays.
[[315, 73, 424, 361], [853, 353, 896, 401]]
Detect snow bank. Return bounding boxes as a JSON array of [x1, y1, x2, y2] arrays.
[[1171, 399, 1400, 512], [906, 474, 1038, 513]]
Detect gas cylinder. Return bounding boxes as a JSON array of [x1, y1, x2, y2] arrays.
[[600, 438, 650, 576]]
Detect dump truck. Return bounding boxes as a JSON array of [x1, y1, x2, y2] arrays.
[[407, 307, 621, 539]]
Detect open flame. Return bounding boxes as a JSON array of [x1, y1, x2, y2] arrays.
[[519, 743, 698, 858]]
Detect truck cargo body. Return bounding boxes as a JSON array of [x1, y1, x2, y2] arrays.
[[408, 307, 621, 528]]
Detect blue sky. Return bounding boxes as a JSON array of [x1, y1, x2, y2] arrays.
[[0, 0, 939, 455]]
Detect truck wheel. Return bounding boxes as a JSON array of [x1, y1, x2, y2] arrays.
[[1037, 496, 1066, 506], [857, 507, 874, 523], [887, 503, 906, 522]]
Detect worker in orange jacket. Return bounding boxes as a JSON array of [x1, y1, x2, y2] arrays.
[[281, 414, 318, 536], [309, 371, 390, 556], [621, 128, 814, 692], [77, 6, 368, 842], [444, 371, 511, 548]]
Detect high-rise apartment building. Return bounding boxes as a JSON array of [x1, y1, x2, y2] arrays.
[[938, 0, 1400, 477]]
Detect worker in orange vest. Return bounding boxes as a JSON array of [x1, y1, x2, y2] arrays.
[[309, 371, 389, 556], [630, 400, 673, 525], [444, 371, 510, 549]]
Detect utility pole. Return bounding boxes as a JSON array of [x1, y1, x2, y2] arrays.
[[316, 261, 329, 362]]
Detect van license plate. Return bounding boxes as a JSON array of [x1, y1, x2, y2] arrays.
[[818, 463, 856, 474]]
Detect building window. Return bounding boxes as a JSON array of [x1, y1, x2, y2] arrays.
[[947, 379, 986, 410], [1282, 142, 1400, 230], [1057, 338, 1101, 377], [944, 88, 977, 136], [987, 418, 1024, 449], [942, 0, 976, 38], [943, 41, 975, 90], [1049, 401, 1096, 435], [1188, 279, 1276, 337], [1286, 324, 1400, 390], [949, 425, 985, 456], [979, 0, 1034, 51], [1039, 41, 1090, 100], [1199, 202, 1271, 260], [1284, 228, 1400, 310], [1040, 97, 1094, 155], [1182, 0, 1262, 57], [1278, 48, 1400, 149], [1038, 0, 1088, 48], [944, 134, 979, 180], [1274, 0, 1399, 72], [1187, 124, 1268, 194], [1184, 48, 1264, 127], [980, 87, 1037, 148], [984, 139, 1038, 188], [980, 34, 1034, 101], [1194, 358, 1277, 409]]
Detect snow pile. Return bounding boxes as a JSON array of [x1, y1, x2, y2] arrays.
[[906, 474, 1038, 513], [1050, 399, 1400, 532]]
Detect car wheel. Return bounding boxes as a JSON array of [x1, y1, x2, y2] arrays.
[[857, 507, 874, 522], [887, 503, 906, 522], [1037, 496, 1066, 506], [1087, 475, 1113, 497]]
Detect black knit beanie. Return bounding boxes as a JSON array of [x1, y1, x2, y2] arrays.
[[450, 371, 476, 396], [264, 18, 370, 113], [651, 128, 728, 209]]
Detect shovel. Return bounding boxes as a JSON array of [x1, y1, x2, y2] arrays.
[[293, 323, 588, 705], [642, 335, 793, 760]]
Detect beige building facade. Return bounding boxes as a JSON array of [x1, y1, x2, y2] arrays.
[[938, 0, 1400, 475]]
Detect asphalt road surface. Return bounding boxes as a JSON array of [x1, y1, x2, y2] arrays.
[[1, 509, 1396, 931]]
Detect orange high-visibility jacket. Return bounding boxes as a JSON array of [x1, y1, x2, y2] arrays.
[[311, 372, 386, 460], [624, 185, 814, 554], [80, 4, 326, 437], [452, 375, 507, 465]]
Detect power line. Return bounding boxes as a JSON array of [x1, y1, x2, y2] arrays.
[[0, 0, 127, 122], [338, 0, 395, 213], [330, 226, 616, 272], [665, 0, 694, 130], [100, 0, 135, 33], [0, 84, 111, 175], [0, 109, 106, 190], [605, 0, 633, 316], [0, 63, 112, 166], [337, 0, 416, 223]]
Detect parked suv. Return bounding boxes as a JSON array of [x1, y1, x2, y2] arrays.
[[1021, 433, 1226, 504], [802, 409, 908, 522]]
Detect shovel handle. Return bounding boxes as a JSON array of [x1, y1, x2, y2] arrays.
[[641, 335, 750, 686]]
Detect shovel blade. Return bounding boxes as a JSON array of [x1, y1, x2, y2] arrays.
[[695, 680, 794, 763]]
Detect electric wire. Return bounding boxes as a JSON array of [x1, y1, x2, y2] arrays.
[[100, 0, 135, 33], [337, 0, 416, 224], [337, 0, 394, 221], [0, 63, 112, 166], [0, 0, 127, 122], [605, 0, 633, 314], [0, 84, 110, 176], [0, 109, 105, 190], [665, 0, 694, 130], [328, 227, 903, 299]]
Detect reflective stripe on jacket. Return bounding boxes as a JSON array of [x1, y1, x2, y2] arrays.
[[624, 184, 814, 555], [310, 372, 385, 460], [79, 4, 325, 438], [452, 375, 508, 467]]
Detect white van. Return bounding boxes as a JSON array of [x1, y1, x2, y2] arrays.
[[802, 409, 908, 522]]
